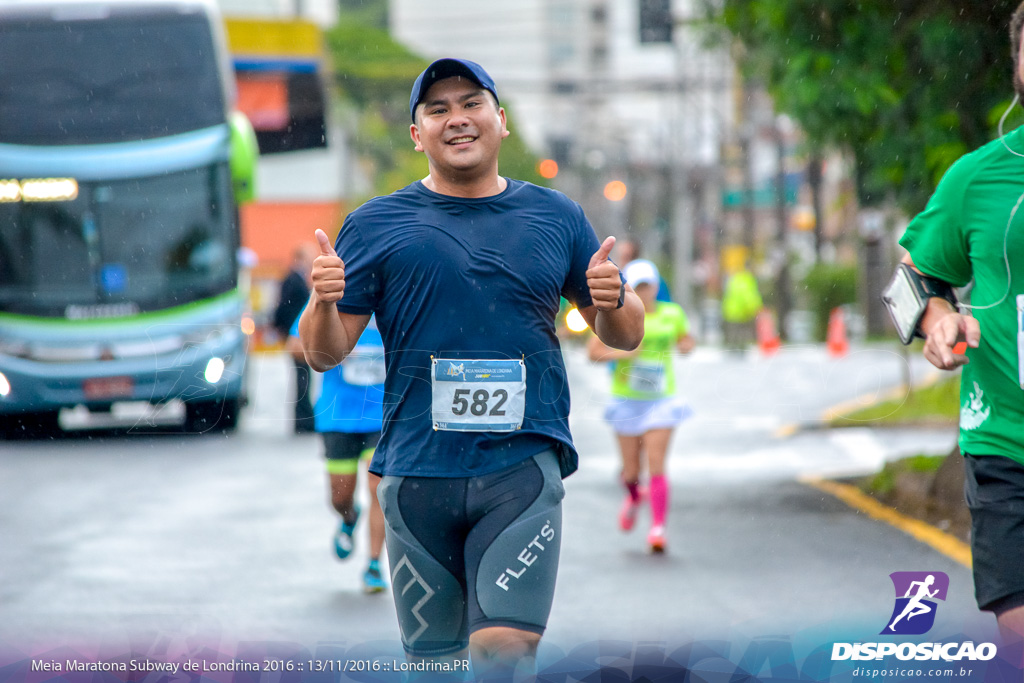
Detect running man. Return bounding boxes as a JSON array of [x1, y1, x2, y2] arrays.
[[886, 3, 1024, 642], [298, 58, 644, 678], [288, 313, 387, 593], [888, 575, 939, 631], [588, 259, 695, 553]]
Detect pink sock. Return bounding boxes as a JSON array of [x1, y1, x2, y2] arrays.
[[624, 479, 641, 502], [649, 475, 669, 527]]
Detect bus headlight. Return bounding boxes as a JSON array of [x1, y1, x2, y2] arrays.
[[204, 357, 226, 384], [0, 372, 10, 397]]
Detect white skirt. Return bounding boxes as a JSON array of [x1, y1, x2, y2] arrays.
[[603, 396, 694, 437]]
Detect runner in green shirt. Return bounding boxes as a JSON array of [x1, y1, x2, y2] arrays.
[[895, 2, 1024, 641], [588, 259, 695, 553]]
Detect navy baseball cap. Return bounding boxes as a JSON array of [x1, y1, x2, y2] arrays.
[[409, 58, 499, 122]]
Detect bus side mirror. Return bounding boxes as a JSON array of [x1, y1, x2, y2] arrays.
[[229, 110, 258, 204]]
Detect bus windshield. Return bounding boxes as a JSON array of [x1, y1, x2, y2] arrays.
[[0, 11, 225, 144], [0, 164, 238, 317]]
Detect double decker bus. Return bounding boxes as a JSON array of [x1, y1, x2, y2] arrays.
[[0, 0, 258, 436]]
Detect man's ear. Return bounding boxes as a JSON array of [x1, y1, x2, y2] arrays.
[[499, 107, 510, 139], [410, 123, 424, 152]]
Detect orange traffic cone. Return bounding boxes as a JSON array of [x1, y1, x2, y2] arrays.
[[756, 309, 780, 356], [827, 307, 850, 358]]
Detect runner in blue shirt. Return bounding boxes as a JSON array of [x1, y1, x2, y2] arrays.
[[288, 311, 388, 593], [299, 58, 644, 679]]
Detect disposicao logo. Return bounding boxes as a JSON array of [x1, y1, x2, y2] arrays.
[[831, 571, 997, 663], [882, 571, 948, 635]]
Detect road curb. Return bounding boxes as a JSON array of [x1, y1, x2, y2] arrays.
[[800, 475, 971, 568], [821, 367, 945, 424], [773, 366, 946, 438]]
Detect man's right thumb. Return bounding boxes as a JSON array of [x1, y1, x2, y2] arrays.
[[315, 229, 336, 257]]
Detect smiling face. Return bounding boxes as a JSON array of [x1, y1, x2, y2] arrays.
[[410, 76, 509, 188]]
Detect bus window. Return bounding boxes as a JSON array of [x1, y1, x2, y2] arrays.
[[0, 11, 224, 144], [0, 165, 237, 316]]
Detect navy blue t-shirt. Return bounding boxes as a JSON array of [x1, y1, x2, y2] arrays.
[[335, 179, 601, 478]]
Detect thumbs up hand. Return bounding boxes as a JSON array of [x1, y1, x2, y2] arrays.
[[311, 228, 346, 304], [586, 236, 624, 311]]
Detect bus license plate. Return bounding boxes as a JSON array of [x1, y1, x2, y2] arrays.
[[83, 377, 134, 399]]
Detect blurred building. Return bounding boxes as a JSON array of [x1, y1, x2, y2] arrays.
[[218, 0, 336, 27], [216, 0, 351, 343]]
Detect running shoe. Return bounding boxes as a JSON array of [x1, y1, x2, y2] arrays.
[[618, 494, 642, 532], [648, 525, 666, 553], [333, 506, 360, 560], [362, 559, 387, 594]]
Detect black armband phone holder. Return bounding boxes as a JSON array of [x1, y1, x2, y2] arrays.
[[881, 263, 958, 345]]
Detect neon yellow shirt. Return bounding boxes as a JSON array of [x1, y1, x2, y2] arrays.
[[611, 302, 689, 399], [721, 269, 762, 323]]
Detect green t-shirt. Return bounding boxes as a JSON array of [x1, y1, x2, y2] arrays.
[[899, 125, 1024, 463], [611, 302, 690, 399]]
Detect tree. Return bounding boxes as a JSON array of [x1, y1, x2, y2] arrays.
[[704, 1, 1021, 213]]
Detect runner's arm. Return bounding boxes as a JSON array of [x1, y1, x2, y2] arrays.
[[901, 254, 979, 370], [298, 302, 369, 371], [587, 332, 638, 362], [579, 295, 644, 351], [297, 228, 371, 371], [676, 333, 696, 355], [579, 234, 644, 350]]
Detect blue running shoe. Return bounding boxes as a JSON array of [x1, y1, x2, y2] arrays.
[[363, 559, 387, 594], [334, 506, 360, 560]]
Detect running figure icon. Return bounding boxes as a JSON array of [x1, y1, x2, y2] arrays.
[[882, 571, 949, 636], [888, 575, 939, 631]]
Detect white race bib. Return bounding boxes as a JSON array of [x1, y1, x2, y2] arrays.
[[342, 349, 386, 387], [627, 361, 666, 394], [431, 358, 526, 432]]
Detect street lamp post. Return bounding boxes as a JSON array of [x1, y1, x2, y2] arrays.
[[774, 118, 791, 341], [670, 5, 696, 317]]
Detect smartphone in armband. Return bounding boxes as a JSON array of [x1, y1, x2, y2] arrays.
[[881, 263, 958, 345]]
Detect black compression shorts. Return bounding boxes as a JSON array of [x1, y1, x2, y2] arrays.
[[377, 449, 564, 656]]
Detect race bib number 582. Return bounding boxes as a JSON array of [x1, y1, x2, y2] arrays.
[[431, 358, 526, 432]]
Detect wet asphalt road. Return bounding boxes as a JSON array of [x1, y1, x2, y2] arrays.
[[0, 344, 995, 662]]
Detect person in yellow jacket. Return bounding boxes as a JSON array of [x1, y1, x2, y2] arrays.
[[721, 265, 762, 352], [588, 259, 695, 553]]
